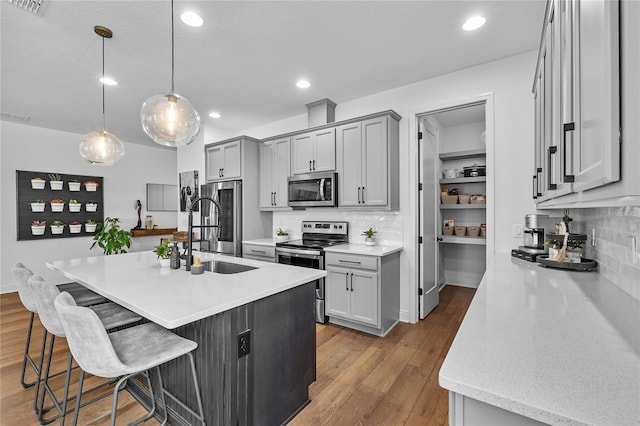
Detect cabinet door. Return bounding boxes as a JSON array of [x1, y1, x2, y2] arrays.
[[361, 117, 388, 206], [221, 141, 241, 179], [325, 268, 351, 320], [291, 133, 314, 175], [572, 0, 620, 191], [259, 142, 275, 209], [205, 145, 225, 181], [350, 270, 379, 327], [273, 138, 291, 207], [313, 129, 336, 172], [533, 71, 544, 200], [336, 122, 363, 206]]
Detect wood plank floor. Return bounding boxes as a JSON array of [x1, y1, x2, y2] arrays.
[[0, 285, 475, 425]]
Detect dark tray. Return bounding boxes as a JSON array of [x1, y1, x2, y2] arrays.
[[537, 255, 598, 272]]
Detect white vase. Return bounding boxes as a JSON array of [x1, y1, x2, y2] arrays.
[[68, 182, 81, 191], [51, 202, 64, 212], [69, 203, 82, 212], [50, 225, 64, 235], [275, 235, 289, 242], [365, 237, 377, 246], [69, 224, 82, 234], [86, 203, 98, 212], [30, 202, 45, 212], [31, 179, 45, 189], [31, 225, 45, 236], [49, 180, 63, 190], [85, 223, 97, 232], [84, 182, 98, 191], [159, 258, 171, 268]]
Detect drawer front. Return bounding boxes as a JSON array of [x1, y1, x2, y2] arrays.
[[325, 252, 378, 271], [243, 244, 275, 260]]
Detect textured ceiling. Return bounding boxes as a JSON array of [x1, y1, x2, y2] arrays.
[[1, 0, 545, 148]]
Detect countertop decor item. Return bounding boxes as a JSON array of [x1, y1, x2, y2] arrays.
[[90, 217, 131, 255], [362, 227, 377, 245], [79, 26, 125, 166], [190, 257, 204, 275], [275, 228, 289, 242], [537, 255, 597, 271], [153, 239, 172, 265], [140, 0, 200, 147]]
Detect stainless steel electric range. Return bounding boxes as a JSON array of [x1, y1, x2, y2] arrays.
[[275, 221, 349, 323]]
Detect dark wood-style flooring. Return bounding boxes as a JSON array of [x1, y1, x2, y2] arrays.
[[0, 285, 475, 425]]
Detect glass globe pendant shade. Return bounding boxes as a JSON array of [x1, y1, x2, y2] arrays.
[[79, 130, 126, 166], [140, 93, 201, 147]]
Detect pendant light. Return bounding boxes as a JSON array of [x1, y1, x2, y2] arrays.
[[140, 0, 201, 147], [79, 26, 125, 166]]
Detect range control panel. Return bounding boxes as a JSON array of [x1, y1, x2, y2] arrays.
[[301, 221, 348, 235]]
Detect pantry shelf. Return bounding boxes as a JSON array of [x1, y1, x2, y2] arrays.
[[440, 177, 486, 184], [439, 204, 486, 210], [438, 148, 486, 160], [439, 235, 487, 245]]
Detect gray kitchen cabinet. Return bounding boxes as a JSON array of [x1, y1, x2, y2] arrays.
[[533, 0, 622, 205], [242, 242, 276, 262], [205, 139, 241, 182], [336, 113, 400, 209], [325, 251, 399, 336], [259, 137, 291, 210], [291, 128, 335, 174]]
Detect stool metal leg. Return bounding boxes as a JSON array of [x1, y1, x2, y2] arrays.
[[72, 370, 85, 426], [32, 330, 49, 413], [20, 312, 38, 388], [188, 352, 206, 426], [158, 353, 206, 426]]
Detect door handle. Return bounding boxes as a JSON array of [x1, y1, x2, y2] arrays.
[[436, 237, 444, 242], [536, 167, 542, 196], [309, 160, 312, 171], [221, 168, 224, 177], [361, 186, 365, 203], [532, 175, 537, 200], [563, 122, 575, 183], [350, 273, 353, 291], [313, 160, 316, 170], [357, 187, 362, 203], [547, 147, 557, 190], [345, 274, 349, 291], [219, 168, 222, 177]]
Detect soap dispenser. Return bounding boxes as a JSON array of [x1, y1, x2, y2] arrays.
[[170, 242, 181, 269]]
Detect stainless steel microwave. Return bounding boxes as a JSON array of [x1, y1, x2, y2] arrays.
[[288, 172, 337, 207]]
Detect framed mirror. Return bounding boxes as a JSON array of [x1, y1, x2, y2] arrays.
[[147, 184, 177, 211]]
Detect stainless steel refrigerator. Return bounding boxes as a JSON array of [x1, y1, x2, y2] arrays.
[[200, 180, 242, 256]]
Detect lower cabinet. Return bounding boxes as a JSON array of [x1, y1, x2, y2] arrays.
[[242, 243, 275, 262], [325, 251, 400, 336]]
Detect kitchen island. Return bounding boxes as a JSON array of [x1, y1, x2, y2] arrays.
[[47, 251, 325, 425], [439, 255, 640, 426]]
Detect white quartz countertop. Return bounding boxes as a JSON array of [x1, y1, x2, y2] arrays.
[[242, 238, 277, 246], [47, 251, 325, 329], [324, 243, 403, 257], [439, 255, 640, 426]]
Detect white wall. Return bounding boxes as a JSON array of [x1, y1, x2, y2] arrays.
[[1, 122, 178, 291], [239, 50, 539, 321]]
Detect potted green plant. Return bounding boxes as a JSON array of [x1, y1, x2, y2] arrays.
[[362, 227, 377, 246], [30, 199, 45, 212], [31, 220, 46, 236], [153, 239, 172, 267], [69, 221, 82, 234], [48, 173, 63, 190], [90, 217, 132, 255], [275, 228, 289, 242], [85, 219, 97, 233], [50, 220, 64, 235], [69, 199, 82, 212], [31, 177, 45, 190], [68, 179, 81, 191]]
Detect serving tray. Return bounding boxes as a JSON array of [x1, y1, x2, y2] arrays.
[[537, 255, 598, 272]]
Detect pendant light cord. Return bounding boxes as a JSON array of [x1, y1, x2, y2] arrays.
[[101, 34, 106, 131], [171, 0, 175, 94]]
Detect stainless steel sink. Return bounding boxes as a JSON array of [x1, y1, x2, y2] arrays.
[[202, 260, 257, 274]]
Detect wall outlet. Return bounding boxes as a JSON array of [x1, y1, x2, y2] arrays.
[[238, 330, 251, 358], [513, 224, 523, 237]]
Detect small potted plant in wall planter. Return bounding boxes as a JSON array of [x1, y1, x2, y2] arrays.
[[30, 199, 45, 212], [48, 173, 63, 190], [31, 177, 45, 190], [362, 227, 377, 246], [153, 239, 172, 267], [69, 221, 82, 234], [31, 220, 46, 236], [50, 220, 64, 235], [86, 201, 98, 212], [85, 219, 97, 233], [83, 180, 99, 191], [50, 199, 64, 212], [68, 179, 81, 191], [275, 228, 289, 242], [69, 199, 82, 212]]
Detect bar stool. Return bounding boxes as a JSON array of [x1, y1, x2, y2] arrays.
[[55, 291, 206, 426], [11, 263, 107, 393], [28, 275, 142, 425]]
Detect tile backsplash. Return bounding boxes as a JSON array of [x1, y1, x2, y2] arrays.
[[573, 207, 640, 301], [273, 210, 403, 246]]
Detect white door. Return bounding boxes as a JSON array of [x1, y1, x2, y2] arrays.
[[419, 119, 439, 319], [350, 270, 379, 326], [325, 268, 350, 319]]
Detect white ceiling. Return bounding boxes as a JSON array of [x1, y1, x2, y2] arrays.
[[1, 0, 545, 148]]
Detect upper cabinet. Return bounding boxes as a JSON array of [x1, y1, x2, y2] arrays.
[[336, 113, 400, 209], [533, 0, 626, 206], [259, 137, 291, 210], [205, 139, 241, 182], [291, 128, 336, 174]]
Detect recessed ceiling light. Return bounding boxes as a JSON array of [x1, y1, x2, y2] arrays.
[[296, 79, 311, 89], [181, 11, 203, 27], [209, 112, 221, 119], [100, 77, 117, 86], [463, 16, 486, 31]]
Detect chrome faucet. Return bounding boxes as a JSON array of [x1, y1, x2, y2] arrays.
[[186, 196, 222, 271]]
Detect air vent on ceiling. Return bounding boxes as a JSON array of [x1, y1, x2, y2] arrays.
[[1, 112, 32, 123], [8, 0, 45, 15]]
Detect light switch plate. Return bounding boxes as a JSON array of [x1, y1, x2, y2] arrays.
[[513, 224, 523, 237]]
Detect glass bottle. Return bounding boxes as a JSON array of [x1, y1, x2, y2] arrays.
[[170, 242, 181, 269]]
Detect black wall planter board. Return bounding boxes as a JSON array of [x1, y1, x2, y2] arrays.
[[16, 170, 104, 241]]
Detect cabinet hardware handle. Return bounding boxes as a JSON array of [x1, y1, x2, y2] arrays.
[[536, 167, 543, 196], [350, 273, 353, 291], [345, 274, 349, 291], [251, 250, 266, 254], [532, 175, 537, 199], [547, 147, 557, 190], [563, 122, 575, 183], [357, 187, 361, 203], [313, 160, 316, 170], [221, 168, 224, 177], [436, 237, 444, 242], [309, 160, 312, 171], [362, 186, 365, 203], [339, 259, 361, 264]]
